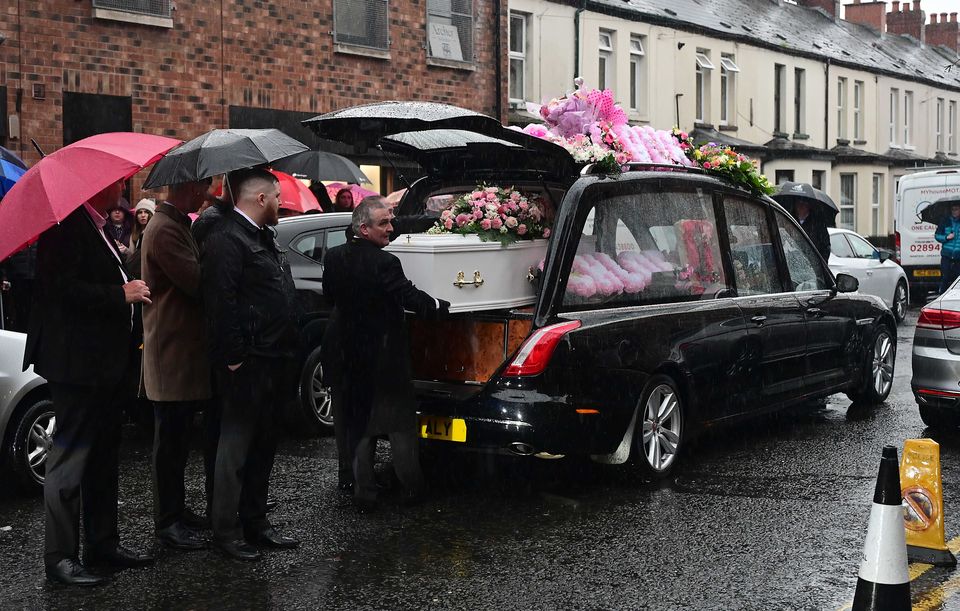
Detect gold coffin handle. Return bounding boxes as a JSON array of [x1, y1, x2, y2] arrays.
[[453, 270, 485, 288]]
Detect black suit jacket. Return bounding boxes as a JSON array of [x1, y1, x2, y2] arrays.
[[23, 207, 133, 387], [321, 238, 441, 438]]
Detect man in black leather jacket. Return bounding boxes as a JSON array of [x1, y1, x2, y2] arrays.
[[199, 168, 300, 561]]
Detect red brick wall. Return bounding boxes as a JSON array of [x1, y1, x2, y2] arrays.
[[844, 1, 887, 33], [796, 0, 839, 18], [887, 2, 925, 41], [0, 0, 507, 171], [926, 14, 960, 53]]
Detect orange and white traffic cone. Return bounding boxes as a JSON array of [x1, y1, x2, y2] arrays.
[[852, 445, 910, 611]]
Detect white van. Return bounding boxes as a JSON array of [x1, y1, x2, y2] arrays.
[[895, 168, 960, 300]]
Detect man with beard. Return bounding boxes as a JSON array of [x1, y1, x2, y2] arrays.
[[200, 168, 300, 560]]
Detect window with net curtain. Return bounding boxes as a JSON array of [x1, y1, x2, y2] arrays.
[[92, 0, 170, 17], [334, 0, 390, 49], [426, 0, 474, 62]]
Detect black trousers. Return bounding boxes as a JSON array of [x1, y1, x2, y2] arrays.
[[330, 389, 354, 486], [44, 381, 123, 567], [211, 357, 282, 541], [152, 400, 219, 529], [353, 431, 425, 503], [941, 257, 960, 293]]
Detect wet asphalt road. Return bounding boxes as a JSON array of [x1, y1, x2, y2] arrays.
[[3, 308, 960, 610]]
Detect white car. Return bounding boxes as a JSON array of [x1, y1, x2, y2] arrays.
[[828, 227, 909, 323], [0, 329, 54, 491]]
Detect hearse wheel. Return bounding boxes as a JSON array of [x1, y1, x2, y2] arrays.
[[633, 374, 684, 478], [846, 325, 895, 406]]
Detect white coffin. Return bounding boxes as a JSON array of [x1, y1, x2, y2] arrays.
[[385, 234, 549, 313]]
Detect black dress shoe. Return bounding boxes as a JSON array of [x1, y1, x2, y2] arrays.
[[181, 508, 211, 530], [245, 527, 300, 549], [45, 559, 106, 587], [84, 545, 154, 569], [213, 538, 262, 561], [157, 522, 206, 551]]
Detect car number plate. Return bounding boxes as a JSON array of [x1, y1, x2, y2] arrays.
[[914, 269, 941, 277], [419, 416, 467, 442]]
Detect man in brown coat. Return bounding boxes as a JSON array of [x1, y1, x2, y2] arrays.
[[141, 178, 216, 550]]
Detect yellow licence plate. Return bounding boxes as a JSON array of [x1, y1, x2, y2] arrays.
[[419, 416, 467, 442], [914, 269, 941, 277]]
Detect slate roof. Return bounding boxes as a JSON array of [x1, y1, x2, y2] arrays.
[[585, 0, 960, 92]]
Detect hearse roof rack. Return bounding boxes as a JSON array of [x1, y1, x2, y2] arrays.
[[578, 162, 707, 176]]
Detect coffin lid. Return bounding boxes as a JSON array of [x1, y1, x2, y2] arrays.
[[379, 129, 577, 182]]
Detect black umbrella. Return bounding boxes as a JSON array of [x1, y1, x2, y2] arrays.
[[302, 101, 504, 146], [771, 181, 840, 223], [271, 150, 370, 183], [920, 195, 960, 225], [143, 128, 309, 189]]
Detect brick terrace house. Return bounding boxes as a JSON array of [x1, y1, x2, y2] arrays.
[[0, 0, 507, 194]]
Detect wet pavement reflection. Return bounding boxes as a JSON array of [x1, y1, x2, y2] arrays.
[[4, 308, 960, 609]]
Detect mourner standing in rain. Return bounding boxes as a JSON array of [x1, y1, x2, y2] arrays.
[[200, 168, 300, 560], [24, 179, 154, 586], [322, 195, 449, 511], [141, 178, 217, 552], [936, 202, 960, 293]]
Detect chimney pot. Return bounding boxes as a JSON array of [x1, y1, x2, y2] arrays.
[[952, 12, 958, 23], [931, 13, 938, 23], [913, 0, 921, 11], [892, 1, 900, 12]]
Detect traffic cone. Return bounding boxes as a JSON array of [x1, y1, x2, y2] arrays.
[[852, 445, 910, 611]]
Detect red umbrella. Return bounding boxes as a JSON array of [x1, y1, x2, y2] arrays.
[[269, 169, 321, 214], [325, 182, 379, 209], [0, 132, 181, 261]]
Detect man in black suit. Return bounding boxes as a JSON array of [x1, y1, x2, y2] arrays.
[[322, 196, 449, 510], [200, 168, 300, 561], [24, 180, 155, 586]]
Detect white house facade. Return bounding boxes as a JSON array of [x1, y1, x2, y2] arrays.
[[507, 0, 960, 239]]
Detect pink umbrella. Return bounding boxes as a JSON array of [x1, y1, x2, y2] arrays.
[[0, 132, 181, 261], [385, 188, 407, 205], [270, 169, 321, 214], [325, 182, 379, 210]]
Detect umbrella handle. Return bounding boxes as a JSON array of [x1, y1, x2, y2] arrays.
[[30, 139, 46, 158]]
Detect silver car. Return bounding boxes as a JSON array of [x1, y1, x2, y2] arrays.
[[912, 279, 960, 427], [0, 329, 54, 491]]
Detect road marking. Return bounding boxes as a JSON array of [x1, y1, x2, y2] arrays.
[[837, 535, 960, 611]]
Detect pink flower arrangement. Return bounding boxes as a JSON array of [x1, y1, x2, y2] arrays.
[[520, 84, 693, 173], [428, 185, 551, 245]]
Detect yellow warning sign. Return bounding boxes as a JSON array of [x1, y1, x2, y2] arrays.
[[900, 439, 952, 562]]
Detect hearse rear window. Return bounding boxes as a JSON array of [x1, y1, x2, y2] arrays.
[[562, 188, 731, 309]]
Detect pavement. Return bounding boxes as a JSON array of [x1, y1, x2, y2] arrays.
[[2, 307, 960, 609]]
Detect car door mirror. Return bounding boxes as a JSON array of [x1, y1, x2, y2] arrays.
[[878, 250, 892, 262], [835, 273, 859, 293]]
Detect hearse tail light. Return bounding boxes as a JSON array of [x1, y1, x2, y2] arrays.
[[917, 307, 960, 330], [503, 320, 582, 377]]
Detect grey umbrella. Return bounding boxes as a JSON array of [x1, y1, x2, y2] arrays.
[[271, 150, 370, 183], [920, 195, 960, 225], [143, 128, 309, 189]]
